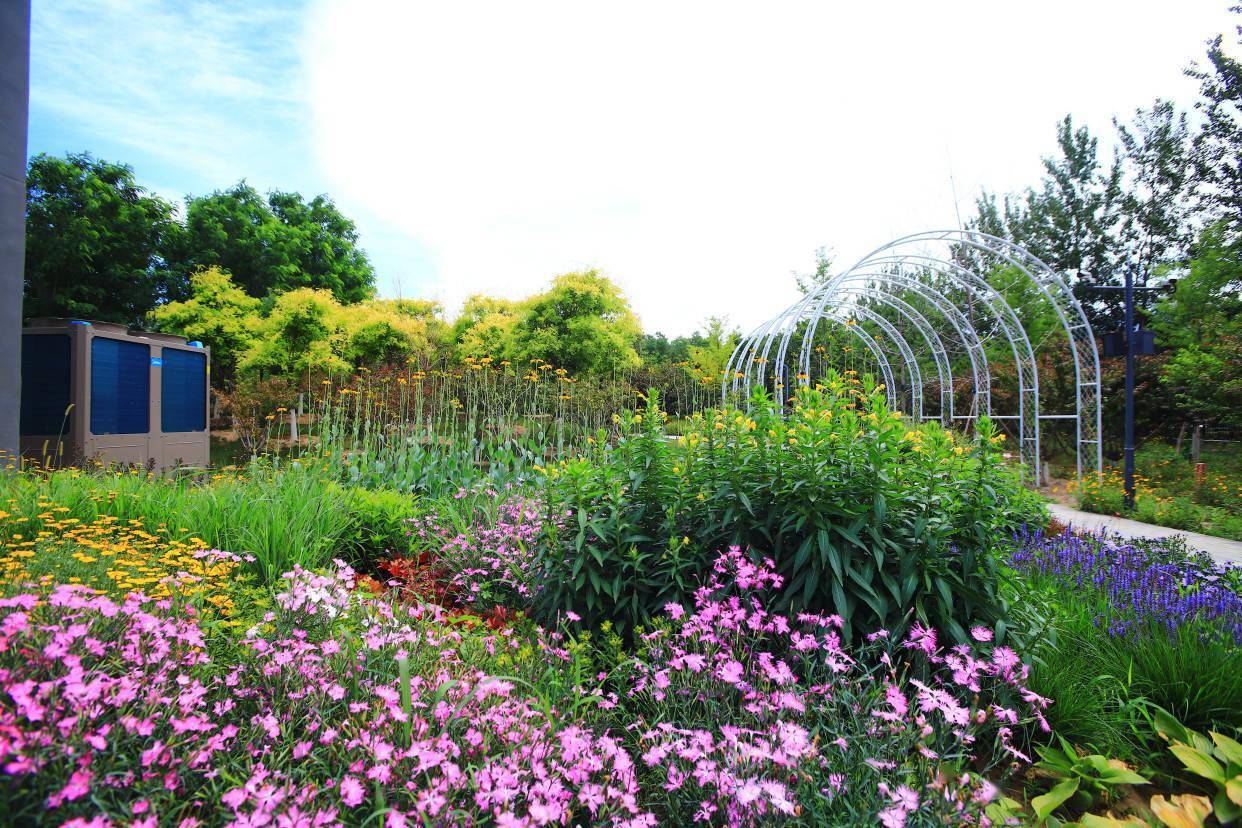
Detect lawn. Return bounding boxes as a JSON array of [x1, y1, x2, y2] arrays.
[[1, 369, 1239, 827]]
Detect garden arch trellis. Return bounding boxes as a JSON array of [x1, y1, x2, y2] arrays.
[[725, 230, 1103, 484]]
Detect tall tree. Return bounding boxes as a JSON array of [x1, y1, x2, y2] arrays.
[[23, 153, 182, 324], [1021, 117, 1125, 301], [506, 270, 642, 375], [1114, 101, 1195, 282], [1187, 6, 1242, 243], [170, 183, 376, 304], [150, 266, 261, 383]]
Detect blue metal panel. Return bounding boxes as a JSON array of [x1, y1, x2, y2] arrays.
[[19, 333, 71, 436], [90, 338, 149, 435], [161, 348, 206, 433]]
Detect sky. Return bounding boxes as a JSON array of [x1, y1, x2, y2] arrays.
[[27, 0, 1238, 336]]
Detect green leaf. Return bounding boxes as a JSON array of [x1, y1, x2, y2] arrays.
[[1033, 778, 1080, 822], [1209, 732, 1242, 767], [1170, 744, 1226, 784]]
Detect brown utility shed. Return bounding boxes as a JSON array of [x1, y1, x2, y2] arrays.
[[19, 318, 210, 470]]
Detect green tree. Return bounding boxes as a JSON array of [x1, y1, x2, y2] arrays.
[[336, 300, 430, 367], [150, 266, 260, 383], [687, 317, 741, 384], [1151, 223, 1241, 428], [506, 270, 642, 375], [1115, 100, 1196, 280], [450, 295, 522, 364], [1188, 6, 1242, 242], [1019, 117, 1125, 328], [240, 288, 349, 378], [794, 247, 835, 295], [23, 152, 183, 325], [170, 183, 375, 304]]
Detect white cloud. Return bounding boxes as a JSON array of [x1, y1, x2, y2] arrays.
[[305, 0, 1233, 335]]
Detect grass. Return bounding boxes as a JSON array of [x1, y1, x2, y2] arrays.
[[0, 460, 415, 585]]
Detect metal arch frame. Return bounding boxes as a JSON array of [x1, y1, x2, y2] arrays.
[[729, 310, 899, 409], [839, 257, 1038, 461], [834, 305, 924, 419], [837, 271, 993, 420], [852, 231, 1103, 481], [828, 285, 955, 422], [796, 255, 1041, 476], [728, 230, 1103, 485], [825, 273, 993, 423]]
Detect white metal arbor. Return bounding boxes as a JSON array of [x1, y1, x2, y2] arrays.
[[725, 230, 1103, 483]]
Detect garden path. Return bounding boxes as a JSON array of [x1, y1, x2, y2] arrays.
[[1047, 503, 1242, 568]]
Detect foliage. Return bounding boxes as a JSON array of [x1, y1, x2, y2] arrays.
[[0, 463, 406, 586], [150, 266, 261, 381], [1032, 736, 1149, 820], [1006, 529, 1242, 766], [1149, 706, 1242, 825], [24, 152, 184, 325], [0, 506, 255, 622], [1073, 441, 1242, 540], [168, 182, 376, 304], [1187, 6, 1242, 242], [685, 316, 741, 386], [535, 375, 1042, 641], [505, 270, 643, 376], [1151, 224, 1242, 430]]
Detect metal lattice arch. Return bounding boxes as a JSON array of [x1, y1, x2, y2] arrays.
[[725, 230, 1103, 483]]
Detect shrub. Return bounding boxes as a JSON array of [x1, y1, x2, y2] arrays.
[[337, 485, 417, 563], [535, 376, 1043, 643], [606, 546, 1046, 825]]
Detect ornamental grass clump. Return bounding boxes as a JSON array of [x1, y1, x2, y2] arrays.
[[610, 546, 1048, 826], [536, 374, 1042, 643]]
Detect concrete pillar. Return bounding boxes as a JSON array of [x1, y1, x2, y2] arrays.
[[0, 1, 31, 468]]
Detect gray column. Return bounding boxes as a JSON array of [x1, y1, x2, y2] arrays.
[[0, 1, 30, 467]]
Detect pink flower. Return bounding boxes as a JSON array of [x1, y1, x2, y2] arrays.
[[970, 626, 993, 642], [716, 660, 745, 685], [340, 775, 365, 807]]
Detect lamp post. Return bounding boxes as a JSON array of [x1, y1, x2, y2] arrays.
[[1087, 272, 1166, 511]]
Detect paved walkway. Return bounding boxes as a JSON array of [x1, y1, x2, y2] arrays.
[[1047, 503, 1242, 568]]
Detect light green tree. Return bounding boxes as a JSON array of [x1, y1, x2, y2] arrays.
[[150, 266, 261, 383], [506, 270, 641, 375]]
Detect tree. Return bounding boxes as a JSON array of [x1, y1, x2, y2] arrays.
[[1019, 117, 1125, 327], [337, 300, 430, 367], [150, 266, 261, 383], [1151, 223, 1241, 429], [794, 247, 835, 295], [24, 152, 183, 325], [506, 270, 642, 375], [450, 295, 522, 364], [240, 288, 349, 378], [170, 183, 375, 304], [1114, 101, 1196, 281], [686, 317, 741, 384], [1187, 6, 1242, 243]]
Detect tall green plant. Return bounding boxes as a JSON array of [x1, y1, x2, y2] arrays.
[[535, 375, 1042, 641]]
